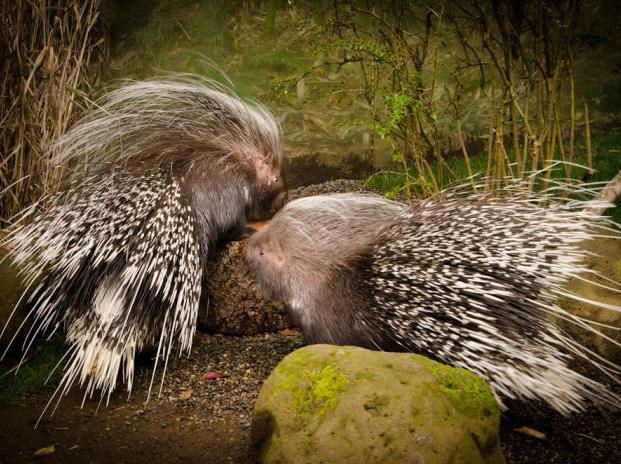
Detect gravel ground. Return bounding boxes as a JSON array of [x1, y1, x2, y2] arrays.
[[1, 331, 621, 463], [286, 179, 368, 200], [144, 331, 303, 426], [0, 331, 303, 464]]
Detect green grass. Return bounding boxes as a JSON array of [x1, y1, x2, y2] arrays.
[[366, 129, 621, 222], [0, 338, 66, 405], [246, 50, 306, 73]]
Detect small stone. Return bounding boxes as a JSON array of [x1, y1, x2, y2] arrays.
[[203, 371, 225, 381]]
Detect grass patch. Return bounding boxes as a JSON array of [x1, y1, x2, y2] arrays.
[[366, 129, 621, 222], [246, 50, 306, 73], [0, 338, 66, 405]]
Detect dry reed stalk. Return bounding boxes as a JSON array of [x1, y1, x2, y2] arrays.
[[456, 119, 476, 190], [584, 102, 593, 177], [485, 127, 495, 190], [0, 0, 106, 224], [567, 65, 576, 180]]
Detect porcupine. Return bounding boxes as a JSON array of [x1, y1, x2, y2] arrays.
[[246, 182, 621, 415], [1, 77, 285, 414]]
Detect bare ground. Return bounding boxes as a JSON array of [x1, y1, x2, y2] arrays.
[[0, 332, 301, 464]]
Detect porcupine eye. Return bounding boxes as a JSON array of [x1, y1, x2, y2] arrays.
[[267, 175, 282, 189]]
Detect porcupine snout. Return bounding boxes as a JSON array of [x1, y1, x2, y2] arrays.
[[245, 228, 290, 301], [247, 175, 287, 221]]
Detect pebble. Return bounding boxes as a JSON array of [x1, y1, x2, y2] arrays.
[[136, 332, 300, 419]]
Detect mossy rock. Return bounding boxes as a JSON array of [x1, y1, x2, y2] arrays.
[[251, 345, 503, 464]]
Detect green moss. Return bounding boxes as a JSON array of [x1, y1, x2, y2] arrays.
[[354, 369, 375, 381], [425, 363, 498, 418], [363, 392, 391, 416], [0, 338, 66, 405], [380, 430, 395, 447], [289, 363, 349, 418], [272, 348, 315, 376], [272, 350, 350, 420]]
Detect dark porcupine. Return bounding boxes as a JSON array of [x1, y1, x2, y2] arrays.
[[246, 183, 621, 415], [1, 77, 285, 413]]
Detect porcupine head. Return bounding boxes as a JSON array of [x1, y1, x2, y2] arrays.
[[173, 111, 286, 246], [245, 193, 407, 346]]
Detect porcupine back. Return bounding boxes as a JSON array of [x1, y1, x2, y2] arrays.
[[246, 179, 621, 415], [1, 76, 284, 417]]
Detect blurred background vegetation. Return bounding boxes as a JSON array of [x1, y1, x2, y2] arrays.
[[1, 0, 621, 222]]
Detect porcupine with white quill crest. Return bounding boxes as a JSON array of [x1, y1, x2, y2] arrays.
[[1, 76, 285, 415], [246, 178, 621, 415]]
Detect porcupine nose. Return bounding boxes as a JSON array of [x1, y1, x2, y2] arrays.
[[244, 234, 261, 264], [270, 190, 287, 214]]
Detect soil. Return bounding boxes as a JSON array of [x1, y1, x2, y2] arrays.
[[500, 362, 621, 464], [0, 332, 301, 464], [1, 331, 620, 464]]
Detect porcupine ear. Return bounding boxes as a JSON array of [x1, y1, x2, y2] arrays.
[[261, 237, 287, 269], [250, 150, 280, 185]]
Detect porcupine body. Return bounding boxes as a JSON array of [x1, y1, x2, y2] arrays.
[[1, 77, 285, 411], [246, 185, 621, 415]]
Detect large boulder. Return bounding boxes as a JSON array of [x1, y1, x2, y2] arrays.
[[251, 345, 503, 464]]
